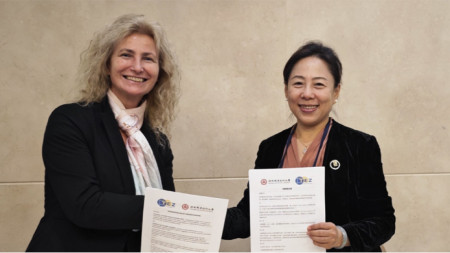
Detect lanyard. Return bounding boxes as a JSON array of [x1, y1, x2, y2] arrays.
[[277, 118, 331, 168]]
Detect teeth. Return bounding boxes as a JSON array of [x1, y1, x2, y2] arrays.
[[301, 105, 317, 109], [126, 76, 145, 82]]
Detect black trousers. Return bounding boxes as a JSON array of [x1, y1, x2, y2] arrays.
[[124, 230, 141, 252]]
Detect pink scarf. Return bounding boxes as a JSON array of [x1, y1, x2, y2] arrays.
[[107, 90, 162, 195], [283, 119, 333, 168]]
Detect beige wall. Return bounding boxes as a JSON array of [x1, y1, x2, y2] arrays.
[[1, 0, 449, 251]]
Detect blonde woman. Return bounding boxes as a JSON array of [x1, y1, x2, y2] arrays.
[[27, 14, 179, 251]]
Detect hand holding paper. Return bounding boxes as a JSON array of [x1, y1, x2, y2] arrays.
[[249, 167, 325, 252], [307, 222, 344, 249], [141, 188, 228, 252]]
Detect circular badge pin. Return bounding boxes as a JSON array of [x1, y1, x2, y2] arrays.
[[329, 159, 341, 170]]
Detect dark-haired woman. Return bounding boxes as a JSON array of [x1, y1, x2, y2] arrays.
[[222, 41, 395, 252]]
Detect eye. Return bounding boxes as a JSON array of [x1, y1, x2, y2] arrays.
[[144, 56, 157, 62], [293, 81, 303, 86], [314, 82, 325, 87], [120, 53, 132, 58]]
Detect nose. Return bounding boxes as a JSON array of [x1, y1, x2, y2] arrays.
[[131, 58, 143, 73], [301, 84, 314, 99]]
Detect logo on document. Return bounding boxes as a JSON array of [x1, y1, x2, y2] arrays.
[[157, 198, 175, 208], [295, 176, 312, 185], [182, 204, 189, 210], [262, 178, 291, 185], [189, 205, 214, 212]]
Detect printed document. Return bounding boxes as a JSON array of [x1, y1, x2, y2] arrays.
[[249, 167, 325, 252], [141, 188, 228, 252]]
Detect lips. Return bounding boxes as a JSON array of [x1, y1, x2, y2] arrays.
[[299, 104, 318, 112], [124, 75, 148, 82]]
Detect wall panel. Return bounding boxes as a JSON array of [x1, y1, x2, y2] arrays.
[[1, 0, 449, 251]]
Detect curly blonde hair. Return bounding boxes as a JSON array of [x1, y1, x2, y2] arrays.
[[77, 14, 180, 142]]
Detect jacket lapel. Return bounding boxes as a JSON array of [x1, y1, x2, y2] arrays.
[[323, 121, 351, 223], [140, 123, 174, 190], [99, 97, 136, 194]]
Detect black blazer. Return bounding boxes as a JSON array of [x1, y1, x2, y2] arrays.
[[222, 121, 395, 252], [27, 97, 175, 252]]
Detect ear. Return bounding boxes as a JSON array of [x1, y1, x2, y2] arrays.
[[333, 83, 341, 101], [284, 84, 288, 99]]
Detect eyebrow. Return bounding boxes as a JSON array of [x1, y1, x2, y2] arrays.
[[118, 48, 157, 57], [290, 75, 328, 81]]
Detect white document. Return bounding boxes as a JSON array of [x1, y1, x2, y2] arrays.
[[141, 188, 228, 252], [249, 167, 325, 252]]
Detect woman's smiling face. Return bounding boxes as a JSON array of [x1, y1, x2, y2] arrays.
[[109, 33, 159, 108], [285, 56, 340, 129]]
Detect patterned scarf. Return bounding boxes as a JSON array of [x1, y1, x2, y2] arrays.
[[107, 90, 162, 195]]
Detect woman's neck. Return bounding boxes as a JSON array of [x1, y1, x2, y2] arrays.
[[295, 118, 329, 144]]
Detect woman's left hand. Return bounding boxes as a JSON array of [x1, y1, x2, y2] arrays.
[[307, 222, 343, 249]]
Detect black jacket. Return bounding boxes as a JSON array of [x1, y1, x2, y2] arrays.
[[222, 121, 395, 252], [27, 97, 175, 252]]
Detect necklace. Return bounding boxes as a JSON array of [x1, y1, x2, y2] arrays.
[[298, 140, 309, 154]]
